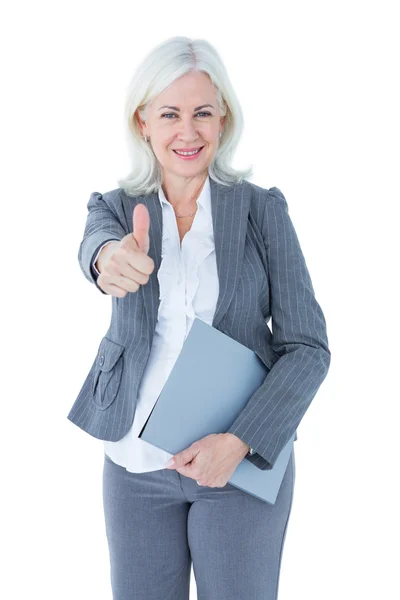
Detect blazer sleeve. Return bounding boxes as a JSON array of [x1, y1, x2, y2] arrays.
[[78, 191, 126, 295], [226, 187, 331, 470]]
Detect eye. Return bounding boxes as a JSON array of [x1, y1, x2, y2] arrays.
[[161, 112, 212, 119]]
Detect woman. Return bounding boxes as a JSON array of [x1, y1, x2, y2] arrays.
[[67, 36, 331, 600]]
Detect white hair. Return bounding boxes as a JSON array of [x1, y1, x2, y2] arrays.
[[117, 36, 253, 196]]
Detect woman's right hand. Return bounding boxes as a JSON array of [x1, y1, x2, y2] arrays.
[[96, 204, 155, 297]]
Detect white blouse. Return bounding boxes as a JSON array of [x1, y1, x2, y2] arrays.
[[100, 175, 223, 473]]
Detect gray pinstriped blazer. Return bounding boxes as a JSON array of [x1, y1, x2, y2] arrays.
[[67, 176, 331, 471]]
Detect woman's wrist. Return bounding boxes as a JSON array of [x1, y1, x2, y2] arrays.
[[95, 241, 120, 274]]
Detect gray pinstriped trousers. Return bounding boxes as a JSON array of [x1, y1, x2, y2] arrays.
[[102, 449, 295, 599]]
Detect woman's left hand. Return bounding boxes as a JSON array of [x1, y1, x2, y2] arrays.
[[165, 433, 249, 487]]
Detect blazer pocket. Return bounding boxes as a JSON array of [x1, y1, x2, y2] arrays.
[[92, 336, 125, 410]]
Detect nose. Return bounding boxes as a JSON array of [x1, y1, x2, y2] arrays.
[[176, 120, 202, 142]]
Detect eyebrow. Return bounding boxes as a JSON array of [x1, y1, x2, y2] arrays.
[[157, 104, 214, 111]]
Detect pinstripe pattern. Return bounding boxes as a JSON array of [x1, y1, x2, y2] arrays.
[[67, 176, 331, 471]]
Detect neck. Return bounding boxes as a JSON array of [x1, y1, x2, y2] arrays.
[[161, 172, 207, 211]]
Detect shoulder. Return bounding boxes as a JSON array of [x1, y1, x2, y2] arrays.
[[86, 188, 129, 218], [92, 187, 124, 207], [243, 179, 286, 200], [243, 179, 288, 214]]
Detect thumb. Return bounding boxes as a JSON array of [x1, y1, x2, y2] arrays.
[[132, 203, 150, 254], [165, 446, 197, 468]]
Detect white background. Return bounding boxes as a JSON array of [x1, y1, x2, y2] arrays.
[[1, 1, 399, 598]]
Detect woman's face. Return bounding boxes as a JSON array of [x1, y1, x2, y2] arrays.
[[137, 71, 225, 181]]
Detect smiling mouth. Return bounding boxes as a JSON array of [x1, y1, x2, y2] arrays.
[[172, 146, 205, 155]]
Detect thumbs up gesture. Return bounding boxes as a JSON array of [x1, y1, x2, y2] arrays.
[[96, 204, 155, 297]]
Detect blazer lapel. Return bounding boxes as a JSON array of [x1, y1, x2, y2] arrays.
[[132, 177, 251, 337]]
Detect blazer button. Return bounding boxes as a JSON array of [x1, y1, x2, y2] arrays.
[[99, 355, 105, 366]]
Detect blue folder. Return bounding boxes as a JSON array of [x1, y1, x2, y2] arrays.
[[139, 317, 295, 505]]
